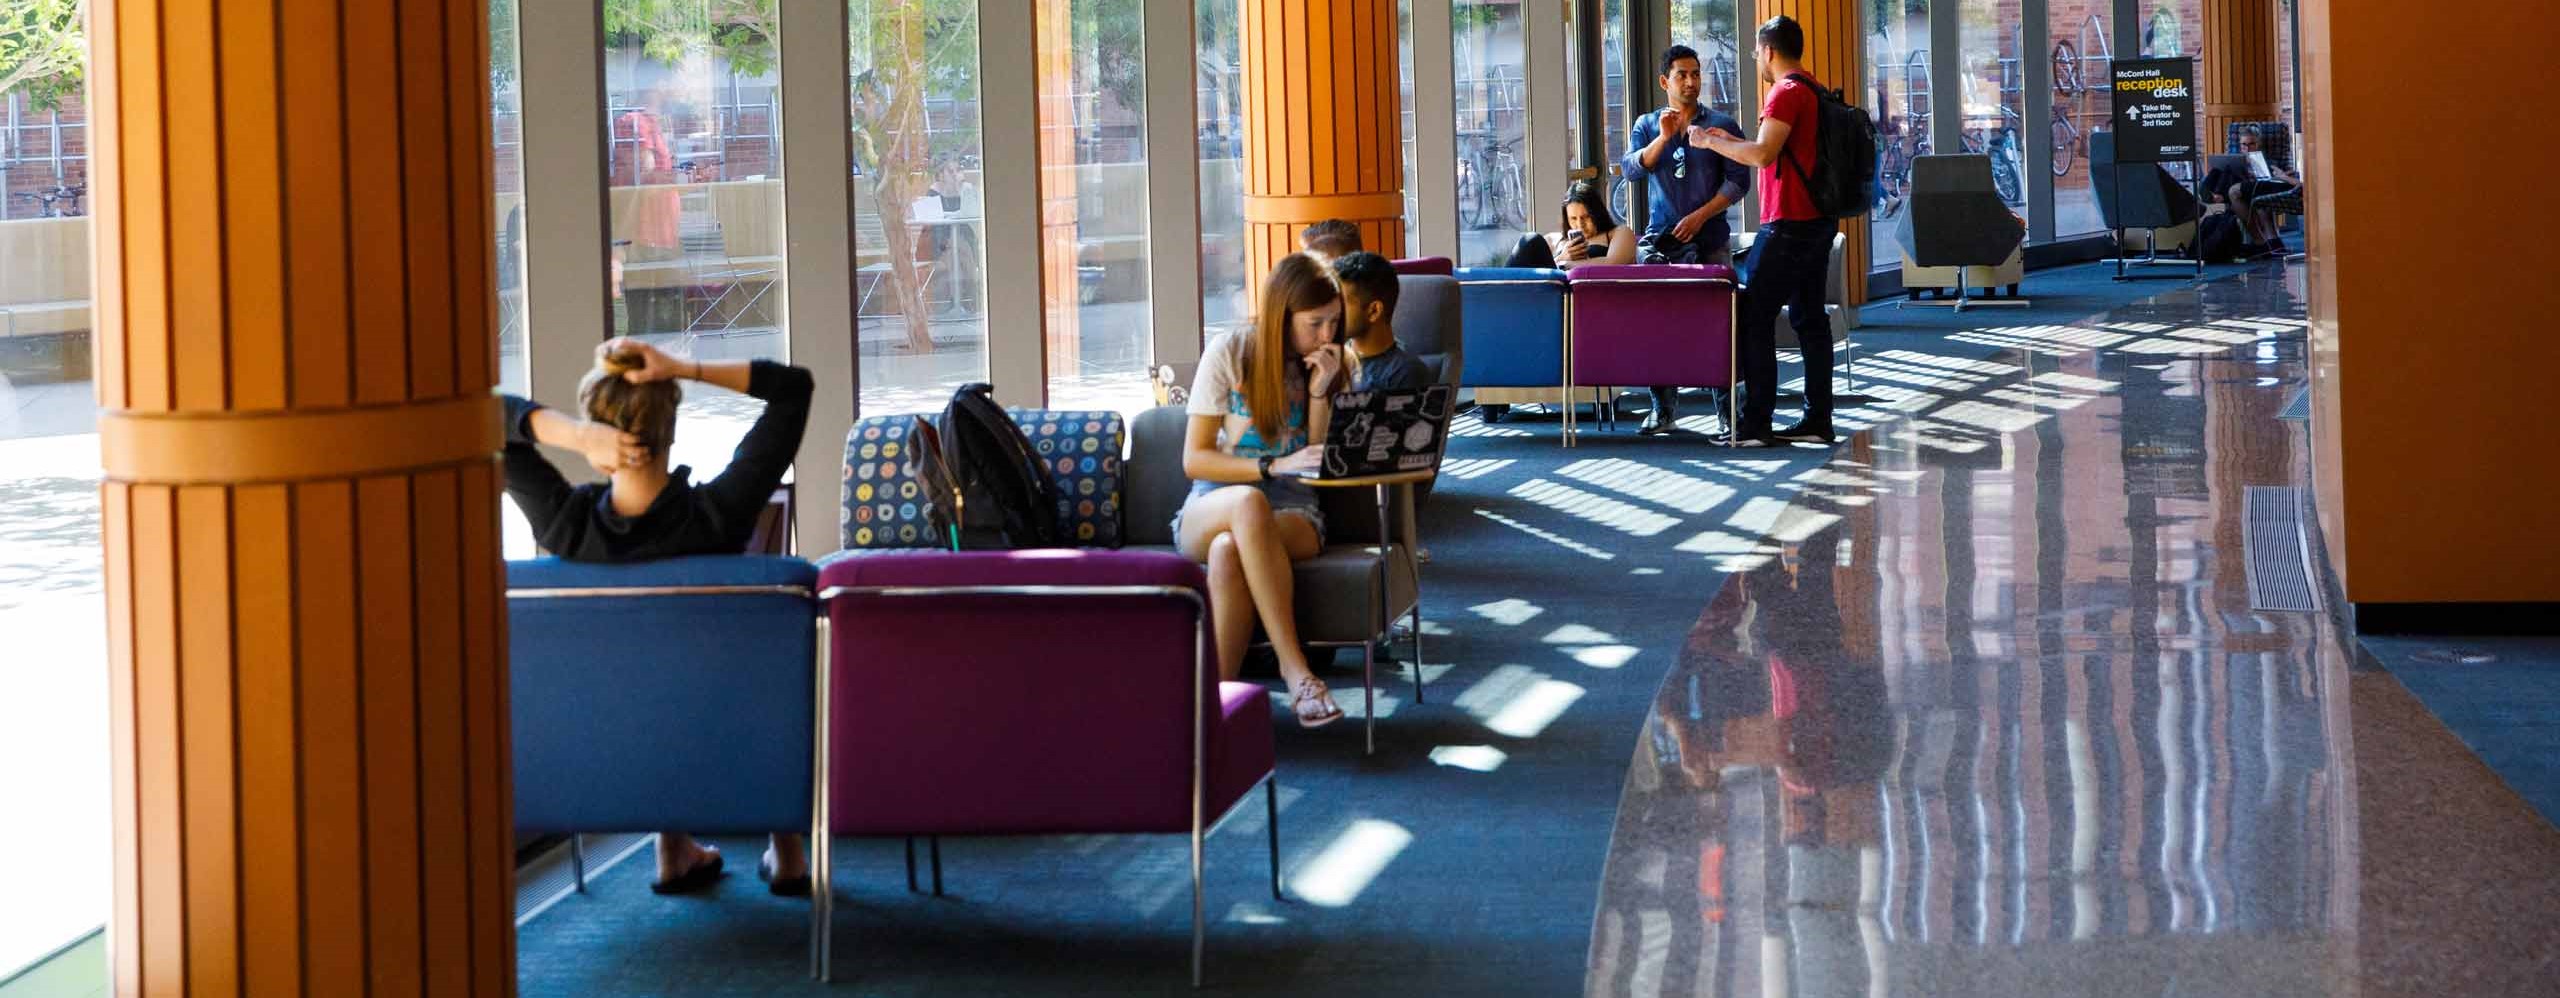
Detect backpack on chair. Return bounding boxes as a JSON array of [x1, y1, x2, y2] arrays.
[[908, 383, 1065, 550], [1778, 72, 1880, 221]]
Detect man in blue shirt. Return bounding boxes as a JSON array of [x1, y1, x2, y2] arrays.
[[1622, 44, 1751, 434]]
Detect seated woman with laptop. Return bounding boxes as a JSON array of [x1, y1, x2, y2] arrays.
[[1174, 253, 1352, 729]]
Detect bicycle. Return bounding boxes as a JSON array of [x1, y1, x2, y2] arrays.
[[1454, 128, 1527, 232], [9, 184, 85, 218]]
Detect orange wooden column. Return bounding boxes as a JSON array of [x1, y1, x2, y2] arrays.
[[91, 1, 512, 994], [1036, 0, 1081, 382], [1240, 0, 1406, 280], [2202, 0, 2283, 141], [1758, 0, 1869, 304]]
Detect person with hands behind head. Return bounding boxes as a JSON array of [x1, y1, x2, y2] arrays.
[[496, 336, 817, 898], [1175, 253, 1350, 729]]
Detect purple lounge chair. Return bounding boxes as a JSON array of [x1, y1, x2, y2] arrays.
[[814, 549, 1281, 987], [1564, 264, 1741, 444]]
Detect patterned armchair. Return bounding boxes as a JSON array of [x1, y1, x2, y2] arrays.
[[2225, 121, 2305, 217]]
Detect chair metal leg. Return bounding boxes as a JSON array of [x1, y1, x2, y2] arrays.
[[930, 836, 944, 897], [1265, 779, 1283, 901], [569, 835, 587, 894], [904, 836, 918, 893], [1366, 483, 1388, 756], [1408, 604, 1424, 704], [1190, 821, 1207, 988], [814, 614, 834, 982]]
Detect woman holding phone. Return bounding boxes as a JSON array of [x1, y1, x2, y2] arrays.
[[1502, 179, 1638, 269]]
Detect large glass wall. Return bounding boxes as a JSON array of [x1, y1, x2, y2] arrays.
[[850, 0, 989, 416], [1200, 0, 1249, 343], [1040, 0, 1156, 417], [0, 2, 101, 976], [2049, 0, 2110, 236], [1869, 0, 1930, 264], [1680, 0, 1743, 237], [1958, 0, 2028, 224], [1401, 0, 1420, 258], [495, 17, 529, 398], [2140, 0, 2204, 160], [602, 5, 787, 473], [1454, 0, 1529, 266]]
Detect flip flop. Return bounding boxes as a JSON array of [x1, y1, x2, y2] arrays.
[[649, 848, 725, 895], [1291, 677, 1345, 729], [758, 850, 812, 897]]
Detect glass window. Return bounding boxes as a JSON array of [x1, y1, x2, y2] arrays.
[[1039, 0, 1155, 419], [1680, 1, 1743, 237], [0, 5, 102, 977], [1401, 0, 1419, 258], [494, 11, 528, 397], [2141, 0, 2205, 161], [2049, 0, 2111, 237], [1454, 0, 1528, 267], [602, 5, 787, 475], [1869, 0, 1929, 265], [1200, 0, 1250, 344], [850, 0, 989, 417], [1958, 0, 2027, 228]]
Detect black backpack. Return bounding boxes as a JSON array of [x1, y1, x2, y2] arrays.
[[908, 383, 1064, 550], [1777, 73, 1879, 221]]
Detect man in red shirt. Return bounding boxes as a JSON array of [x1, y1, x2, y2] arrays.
[[1702, 16, 1840, 446]]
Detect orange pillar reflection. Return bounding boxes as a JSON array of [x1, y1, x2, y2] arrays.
[[91, 0, 511, 992], [2201, 0, 2283, 141], [1240, 0, 1406, 279], [1758, 0, 1868, 304], [1037, 0, 1081, 382]]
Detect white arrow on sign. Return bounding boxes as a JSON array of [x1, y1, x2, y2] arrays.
[[2125, 106, 2141, 121]]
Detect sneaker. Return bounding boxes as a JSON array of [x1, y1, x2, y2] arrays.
[[1639, 407, 1678, 436], [1773, 421, 1836, 444], [1727, 430, 1778, 448]]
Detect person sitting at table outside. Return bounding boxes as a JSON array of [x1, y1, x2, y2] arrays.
[[1622, 42, 1752, 435], [1501, 179, 1641, 270], [1331, 251, 1432, 393], [1175, 254, 1352, 728], [1299, 218, 1363, 264], [498, 338, 816, 897]]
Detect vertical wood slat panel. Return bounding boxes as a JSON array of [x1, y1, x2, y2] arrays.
[[411, 470, 470, 998], [166, 0, 229, 411], [345, 2, 409, 406], [1283, 1, 1307, 197], [234, 483, 302, 998], [91, 0, 127, 410], [449, 0, 495, 394], [458, 461, 509, 998], [1310, 0, 1335, 195], [220, 0, 289, 411], [356, 476, 423, 998], [132, 484, 184, 991], [282, 0, 351, 408], [402, 0, 457, 402], [120, 0, 172, 412], [177, 485, 240, 997], [294, 480, 366, 993], [103, 484, 140, 988]]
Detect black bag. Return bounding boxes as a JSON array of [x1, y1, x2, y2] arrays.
[[1777, 73, 1879, 221], [2196, 210, 2248, 263], [911, 383, 1064, 550]]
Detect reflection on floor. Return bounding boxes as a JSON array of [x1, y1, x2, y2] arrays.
[[1583, 267, 2560, 997]]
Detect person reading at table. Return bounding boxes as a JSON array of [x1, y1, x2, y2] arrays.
[[1331, 251, 1431, 392], [499, 338, 816, 897], [1175, 254, 1351, 728]]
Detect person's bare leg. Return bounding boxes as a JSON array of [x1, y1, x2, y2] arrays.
[[656, 832, 719, 882], [1179, 487, 1327, 689], [1207, 534, 1253, 680], [766, 833, 807, 880]]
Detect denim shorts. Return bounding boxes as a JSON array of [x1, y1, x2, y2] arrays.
[[1169, 478, 1325, 546]]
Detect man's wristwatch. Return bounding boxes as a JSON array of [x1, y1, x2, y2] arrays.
[[1257, 454, 1276, 481]]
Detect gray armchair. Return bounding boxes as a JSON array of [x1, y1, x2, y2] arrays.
[[1124, 406, 1427, 754], [1894, 154, 2029, 310], [2090, 130, 2205, 279]]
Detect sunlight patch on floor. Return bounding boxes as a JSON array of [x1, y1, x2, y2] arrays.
[[1458, 664, 1586, 738], [1508, 479, 1683, 537], [1556, 458, 1735, 515], [1291, 819, 1412, 908], [1428, 745, 1509, 772]]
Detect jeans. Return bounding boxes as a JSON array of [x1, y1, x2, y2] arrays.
[[1737, 219, 1838, 433]]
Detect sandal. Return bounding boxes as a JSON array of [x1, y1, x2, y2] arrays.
[[758, 848, 812, 898], [1291, 677, 1345, 729], [649, 844, 725, 895]]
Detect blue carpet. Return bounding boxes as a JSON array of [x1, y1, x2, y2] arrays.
[[2360, 636, 2560, 829], [512, 260, 2274, 997]]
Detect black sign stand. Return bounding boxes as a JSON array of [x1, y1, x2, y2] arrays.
[[2108, 57, 2205, 280]]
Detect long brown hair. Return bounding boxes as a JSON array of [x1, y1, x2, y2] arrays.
[[578, 348, 683, 460], [1242, 253, 1340, 442]]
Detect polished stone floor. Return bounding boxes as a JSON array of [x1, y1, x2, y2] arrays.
[[1583, 268, 2560, 997]]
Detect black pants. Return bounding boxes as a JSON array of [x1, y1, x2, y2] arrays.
[[1504, 233, 1557, 268], [1737, 219, 1837, 433]]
